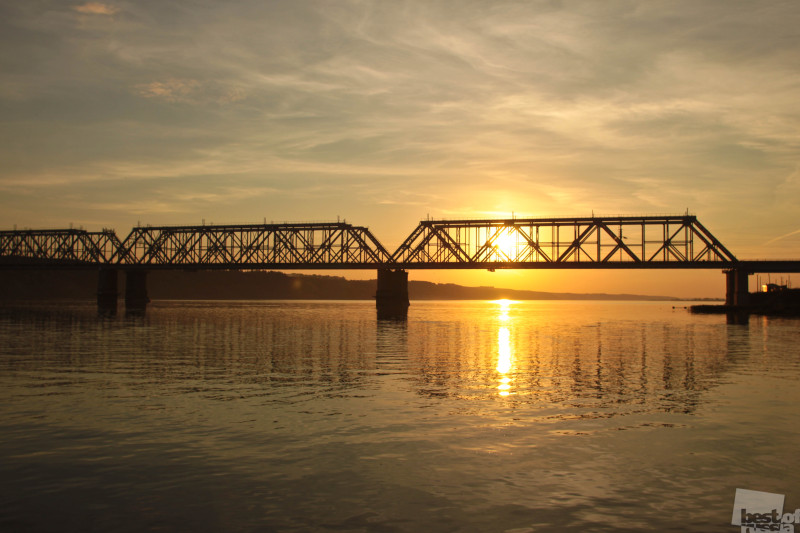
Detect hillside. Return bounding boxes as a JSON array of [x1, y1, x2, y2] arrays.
[[0, 269, 681, 301]]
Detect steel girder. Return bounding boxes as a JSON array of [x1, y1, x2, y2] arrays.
[[390, 216, 738, 267], [0, 216, 743, 269], [0, 229, 121, 265], [112, 223, 392, 268]]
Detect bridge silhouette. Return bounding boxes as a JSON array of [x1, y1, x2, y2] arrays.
[[2, 214, 799, 315]]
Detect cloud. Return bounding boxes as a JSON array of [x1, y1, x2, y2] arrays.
[[134, 78, 249, 105], [765, 229, 800, 247], [73, 2, 119, 16], [135, 79, 201, 102], [0, 0, 799, 262]]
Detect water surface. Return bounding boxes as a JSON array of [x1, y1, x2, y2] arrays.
[[1, 300, 799, 532]]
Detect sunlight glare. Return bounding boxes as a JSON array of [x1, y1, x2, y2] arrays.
[[496, 326, 513, 396], [494, 228, 517, 260], [496, 298, 511, 322]]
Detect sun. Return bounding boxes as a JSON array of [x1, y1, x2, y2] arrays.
[[494, 228, 517, 260]]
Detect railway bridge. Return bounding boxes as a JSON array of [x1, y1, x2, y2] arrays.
[[2, 214, 799, 316]]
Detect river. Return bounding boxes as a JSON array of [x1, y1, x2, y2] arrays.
[[1, 300, 799, 532]]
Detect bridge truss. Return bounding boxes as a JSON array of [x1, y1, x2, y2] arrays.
[[112, 222, 392, 268], [0, 215, 742, 269], [0, 229, 120, 266], [391, 215, 738, 268]]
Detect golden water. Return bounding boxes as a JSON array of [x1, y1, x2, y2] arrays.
[[1, 300, 799, 532]]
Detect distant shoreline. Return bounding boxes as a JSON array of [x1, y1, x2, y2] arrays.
[[0, 269, 714, 302]]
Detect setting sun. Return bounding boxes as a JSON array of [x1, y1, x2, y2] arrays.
[[494, 227, 518, 260]]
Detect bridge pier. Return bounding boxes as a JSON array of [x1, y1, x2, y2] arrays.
[[125, 270, 150, 315], [97, 268, 118, 316], [725, 268, 750, 307], [376, 269, 409, 319]]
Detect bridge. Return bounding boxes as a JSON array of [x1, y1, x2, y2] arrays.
[[2, 214, 799, 315]]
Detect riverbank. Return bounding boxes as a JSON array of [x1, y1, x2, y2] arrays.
[[691, 287, 800, 316], [1, 269, 682, 302]]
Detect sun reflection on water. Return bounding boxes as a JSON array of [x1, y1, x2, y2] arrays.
[[494, 300, 515, 397]]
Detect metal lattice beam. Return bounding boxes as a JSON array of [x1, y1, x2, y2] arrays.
[[0, 215, 754, 270], [390, 216, 738, 268], [0, 229, 120, 266], [112, 222, 392, 268]]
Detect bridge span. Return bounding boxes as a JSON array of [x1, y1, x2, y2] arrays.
[[2, 215, 798, 315]]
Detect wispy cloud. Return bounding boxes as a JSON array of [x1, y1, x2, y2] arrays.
[[765, 229, 800, 247], [135, 79, 246, 104], [73, 2, 119, 16], [135, 79, 200, 102]]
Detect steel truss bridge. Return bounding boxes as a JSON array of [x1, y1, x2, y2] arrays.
[[2, 215, 799, 312], [0, 215, 749, 268]]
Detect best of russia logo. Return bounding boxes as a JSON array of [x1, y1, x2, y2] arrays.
[[732, 488, 800, 532]]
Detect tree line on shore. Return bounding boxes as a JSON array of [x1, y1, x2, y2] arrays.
[[0, 269, 681, 301]]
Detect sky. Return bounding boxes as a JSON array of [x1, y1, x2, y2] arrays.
[[1, 0, 799, 297]]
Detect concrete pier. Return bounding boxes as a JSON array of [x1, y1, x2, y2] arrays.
[[97, 268, 118, 316], [725, 268, 750, 307], [376, 269, 409, 319], [125, 270, 149, 315]]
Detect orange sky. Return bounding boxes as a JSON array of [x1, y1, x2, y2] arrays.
[[1, 1, 799, 298]]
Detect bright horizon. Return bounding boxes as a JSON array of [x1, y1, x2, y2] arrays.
[[2, 1, 799, 298]]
